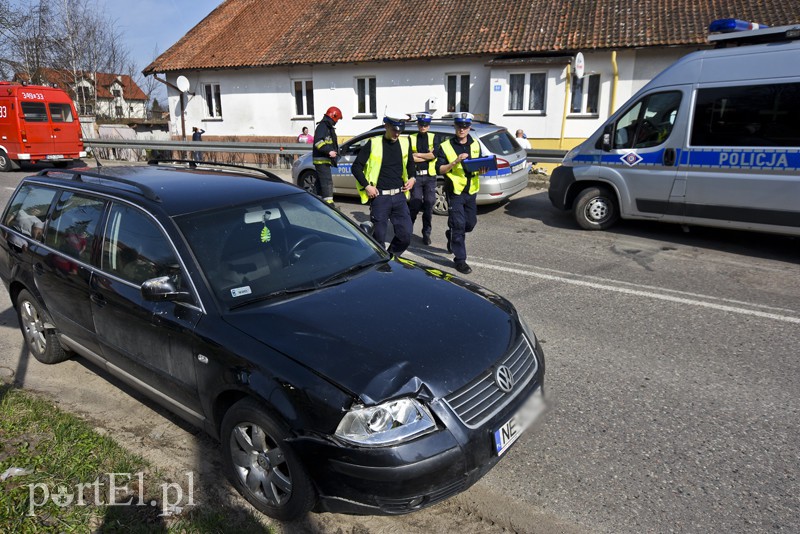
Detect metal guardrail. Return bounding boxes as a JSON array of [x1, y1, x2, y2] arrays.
[[82, 138, 567, 164]]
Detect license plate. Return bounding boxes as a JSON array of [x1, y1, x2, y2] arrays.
[[46, 155, 64, 160], [493, 389, 545, 456], [511, 162, 524, 173]]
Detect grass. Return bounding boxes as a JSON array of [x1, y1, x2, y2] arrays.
[[0, 384, 270, 533]]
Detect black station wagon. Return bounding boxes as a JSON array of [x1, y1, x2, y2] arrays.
[[0, 162, 545, 520]]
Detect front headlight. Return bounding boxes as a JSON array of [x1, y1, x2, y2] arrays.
[[335, 398, 436, 447]]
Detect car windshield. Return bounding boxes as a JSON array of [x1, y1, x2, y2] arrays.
[[480, 129, 523, 156], [175, 193, 387, 308]]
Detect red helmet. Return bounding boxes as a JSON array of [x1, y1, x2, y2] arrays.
[[325, 106, 343, 123]]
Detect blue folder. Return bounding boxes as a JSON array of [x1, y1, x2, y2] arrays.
[[461, 155, 497, 174]]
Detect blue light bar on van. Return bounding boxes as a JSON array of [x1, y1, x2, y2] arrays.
[[708, 19, 769, 33]]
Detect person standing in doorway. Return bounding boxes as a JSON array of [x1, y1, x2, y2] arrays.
[[312, 107, 342, 206], [436, 112, 485, 274], [408, 113, 438, 245], [191, 126, 205, 163], [352, 111, 416, 256]]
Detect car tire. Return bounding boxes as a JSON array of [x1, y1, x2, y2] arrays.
[[574, 186, 619, 230], [433, 180, 449, 216], [221, 398, 316, 521], [0, 150, 12, 172], [16, 290, 70, 364], [299, 170, 319, 196]]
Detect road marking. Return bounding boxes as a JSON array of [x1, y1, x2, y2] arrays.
[[411, 252, 800, 325]]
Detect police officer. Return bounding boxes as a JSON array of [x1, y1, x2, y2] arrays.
[[312, 106, 342, 206], [435, 112, 485, 274], [408, 113, 438, 245], [352, 111, 416, 256]]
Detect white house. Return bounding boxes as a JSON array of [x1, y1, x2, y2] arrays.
[[144, 0, 799, 153]]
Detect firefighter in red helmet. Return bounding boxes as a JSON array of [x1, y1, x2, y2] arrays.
[[312, 106, 343, 206]]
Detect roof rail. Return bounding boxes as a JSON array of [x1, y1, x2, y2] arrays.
[[36, 169, 161, 202], [708, 20, 800, 47], [147, 159, 283, 182]]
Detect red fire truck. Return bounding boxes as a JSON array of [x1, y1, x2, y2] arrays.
[[0, 82, 86, 171]]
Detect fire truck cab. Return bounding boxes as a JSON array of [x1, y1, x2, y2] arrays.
[[0, 82, 86, 172]]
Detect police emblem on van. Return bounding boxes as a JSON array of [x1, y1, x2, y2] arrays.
[[621, 152, 643, 166]]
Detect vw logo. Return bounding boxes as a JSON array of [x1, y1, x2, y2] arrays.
[[494, 365, 514, 393]]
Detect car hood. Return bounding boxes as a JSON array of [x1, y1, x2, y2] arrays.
[[223, 258, 520, 404]]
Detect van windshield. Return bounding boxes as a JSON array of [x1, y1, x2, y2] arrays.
[[21, 102, 48, 122], [49, 103, 75, 123]]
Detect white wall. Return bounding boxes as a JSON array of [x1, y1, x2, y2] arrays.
[[166, 47, 699, 141]]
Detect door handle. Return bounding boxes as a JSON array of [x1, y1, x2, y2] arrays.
[[53, 127, 61, 132], [664, 148, 676, 167], [90, 293, 106, 308]]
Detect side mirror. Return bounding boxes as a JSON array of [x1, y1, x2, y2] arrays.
[[141, 276, 191, 302], [359, 221, 374, 235], [601, 124, 613, 152]]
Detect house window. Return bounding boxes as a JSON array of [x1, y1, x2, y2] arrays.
[[77, 86, 92, 100], [508, 73, 546, 112], [293, 79, 314, 116], [447, 74, 470, 113], [115, 105, 123, 117], [570, 73, 600, 115], [356, 77, 376, 116], [203, 83, 223, 119]]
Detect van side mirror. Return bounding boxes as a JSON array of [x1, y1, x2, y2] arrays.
[[601, 125, 613, 152]]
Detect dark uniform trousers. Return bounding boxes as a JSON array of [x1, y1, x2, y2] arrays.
[[371, 192, 412, 255], [315, 163, 334, 199], [409, 174, 436, 239], [447, 189, 477, 263]]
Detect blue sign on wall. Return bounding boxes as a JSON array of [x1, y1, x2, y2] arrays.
[[493, 84, 502, 92]]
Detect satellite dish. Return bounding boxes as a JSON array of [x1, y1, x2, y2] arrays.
[[176, 75, 190, 93]]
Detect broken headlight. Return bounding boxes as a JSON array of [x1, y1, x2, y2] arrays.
[[334, 398, 436, 447]]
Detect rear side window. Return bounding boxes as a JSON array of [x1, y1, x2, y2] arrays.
[[49, 103, 75, 123], [101, 203, 182, 287], [691, 82, 800, 147], [21, 102, 48, 122], [45, 192, 105, 263], [3, 185, 57, 243], [480, 130, 521, 156]]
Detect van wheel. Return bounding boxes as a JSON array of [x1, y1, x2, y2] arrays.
[[221, 398, 316, 521], [0, 150, 12, 172], [574, 186, 619, 230], [433, 180, 449, 215], [16, 290, 69, 364], [299, 170, 319, 195]]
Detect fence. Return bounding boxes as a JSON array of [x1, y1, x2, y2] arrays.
[[82, 138, 567, 168]]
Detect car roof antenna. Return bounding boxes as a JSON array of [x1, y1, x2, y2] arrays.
[[85, 140, 102, 168]]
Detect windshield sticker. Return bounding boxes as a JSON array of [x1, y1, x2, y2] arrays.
[[621, 152, 644, 167], [231, 286, 252, 298], [261, 225, 271, 243]]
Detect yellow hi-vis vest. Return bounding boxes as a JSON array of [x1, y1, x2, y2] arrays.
[[357, 136, 411, 204], [441, 137, 481, 195], [409, 132, 437, 176]]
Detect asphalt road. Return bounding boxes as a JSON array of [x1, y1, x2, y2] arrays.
[[1, 161, 799, 533]]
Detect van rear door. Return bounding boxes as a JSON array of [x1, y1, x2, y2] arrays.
[[48, 102, 80, 159], [19, 99, 55, 157]]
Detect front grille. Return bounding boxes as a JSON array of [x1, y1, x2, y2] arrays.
[[443, 335, 537, 429]]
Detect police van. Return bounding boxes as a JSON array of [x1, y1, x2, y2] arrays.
[[548, 20, 800, 237], [0, 82, 86, 172]]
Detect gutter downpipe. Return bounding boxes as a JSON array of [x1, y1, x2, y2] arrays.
[[610, 51, 619, 116], [559, 63, 571, 149], [152, 74, 187, 141]]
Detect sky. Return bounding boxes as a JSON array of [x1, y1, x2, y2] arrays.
[[97, 0, 223, 74]]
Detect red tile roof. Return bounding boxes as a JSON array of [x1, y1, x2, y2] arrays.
[[144, 0, 800, 73], [17, 68, 147, 100]]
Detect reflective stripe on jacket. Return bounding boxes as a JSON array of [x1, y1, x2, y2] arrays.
[[409, 132, 437, 176], [441, 138, 481, 195], [357, 137, 411, 204]]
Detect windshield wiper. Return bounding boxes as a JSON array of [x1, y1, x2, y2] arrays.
[[229, 284, 322, 310], [319, 257, 389, 286]]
